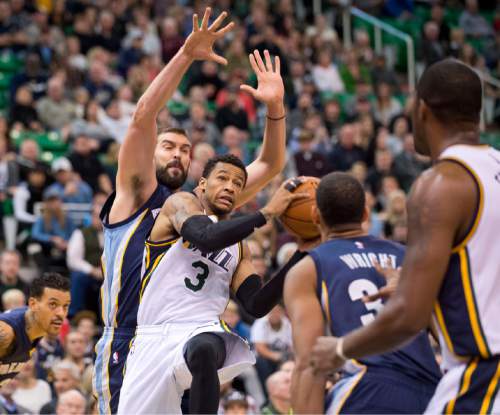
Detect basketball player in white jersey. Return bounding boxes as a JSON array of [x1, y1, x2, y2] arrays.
[[118, 154, 309, 414], [308, 58, 500, 414]]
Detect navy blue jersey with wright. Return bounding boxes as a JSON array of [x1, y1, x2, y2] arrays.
[[310, 235, 441, 385], [0, 307, 40, 386]]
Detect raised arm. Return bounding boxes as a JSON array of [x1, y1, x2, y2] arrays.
[[110, 8, 234, 223], [284, 256, 326, 414], [236, 50, 286, 207], [310, 161, 478, 373]]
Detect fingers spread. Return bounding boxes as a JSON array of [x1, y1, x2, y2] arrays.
[[253, 50, 267, 72], [248, 53, 260, 74], [216, 21, 234, 37], [240, 84, 257, 96], [264, 49, 272, 71], [208, 10, 227, 31], [192, 14, 199, 32], [201, 7, 211, 30], [275, 55, 281, 73], [209, 53, 228, 66]]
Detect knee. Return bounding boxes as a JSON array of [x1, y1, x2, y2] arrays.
[[186, 341, 218, 372]]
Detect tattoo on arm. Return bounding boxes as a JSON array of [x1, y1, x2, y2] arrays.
[[167, 192, 204, 234], [0, 323, 15, 359]]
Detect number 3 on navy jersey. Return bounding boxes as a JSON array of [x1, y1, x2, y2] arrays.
[[348, 279, 384, 326], [185, 261, 210, 292]]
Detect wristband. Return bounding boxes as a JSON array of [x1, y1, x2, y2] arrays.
[[266, 113, 286, 121], [336, 337, 348, 361]]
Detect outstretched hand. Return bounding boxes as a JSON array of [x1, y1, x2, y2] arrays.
[[181, 8, 234, 65], [240, 50, 285, 106], [362, 260, 401, 303]]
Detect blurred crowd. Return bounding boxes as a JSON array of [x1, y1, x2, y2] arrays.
[[0, 0, 497, 413]]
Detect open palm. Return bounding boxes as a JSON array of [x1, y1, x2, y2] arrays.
[[241, 50, 285, 105], [182, 8, 234, 65]]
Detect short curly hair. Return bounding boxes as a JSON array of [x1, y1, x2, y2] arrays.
[[30, 273, 70, 299]]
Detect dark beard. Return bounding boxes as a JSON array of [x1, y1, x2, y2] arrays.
[[156, 165, 187, 190]]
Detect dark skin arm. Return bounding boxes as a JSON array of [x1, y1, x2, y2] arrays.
[[310, 161, 477, 372], [0, 321, 15, 360], [284, 256, 326, 414]]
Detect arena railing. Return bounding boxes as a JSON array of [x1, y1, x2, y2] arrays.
[[341, 6, 416, 92]]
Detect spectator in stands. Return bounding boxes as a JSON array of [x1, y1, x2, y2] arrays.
[[387, 115, 410, 155], [68, 134, 112, 194], [160, 16, 184, 64], [222, 390, 250, 415], [0, 379, 30, 414], [371, 54, 399, 91], [74, 311, 98, 359], [117, 30, 144, 78], [44, 157, 93, 204], [217, 126, 250, 164], [292, 130, 330, 178], [0, 136, 19, 204], [15, 139, 50, 182], [288, 92, 313, 133], [459, 0, 494, 39], [339, 50, 372, 94], [35, 332, 65, 382], [430, 3, 450, 44], [63, 331, 93, 394], [187, 60, 224, 102], [367, 148, 395, 196], [215, 85, 250, 133], [9, 52, 47, 103], [0, 250, 29, 308], [71, 100, 112, 143], [328, 124, 366, 171], [67, 193, 105, 317], [94, 11, 121, 54], [31, 189, 75, 273], [312, 49, 345, 93], [221, 300, 251, 340], [373, 82, 402, 126], [393, 133, 430, 192], [261, 370, 292, 415], [96, 99, 132, 144], [421, 21, 446, 66], [247, 238, 269, 279], [251, 305, 293, 389], [448, 27, 466, 59], [40, 360, 82, 414], [1, 288, 25, 310], [55, 389, 87, 415], [383, 189, 407, 239], [322, 100, 342, 137], [84, 61, 115, 106], [183, 102, 220, 147], [36, 77, 77, 131], [12, 357, 52, 413], [14, 166, 48, 241], [9, 85, 42, 132]]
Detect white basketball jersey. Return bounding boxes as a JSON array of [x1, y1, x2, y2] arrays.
[[434, 144, 500, 370], [137, 231, 242, 326]]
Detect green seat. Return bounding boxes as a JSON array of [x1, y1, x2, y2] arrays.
[[166, 100, 189, 117], [0, 72, 12, 90], [10, 131, 68, 153], [0, 53, 23, 73]]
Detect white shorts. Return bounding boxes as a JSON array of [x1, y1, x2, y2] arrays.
[[117, 320, 255, 414], [425, 357, 500, 414]]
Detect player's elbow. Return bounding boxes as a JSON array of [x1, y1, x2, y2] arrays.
[[389, 297, 428, 337], [132, 99, 154, 125]]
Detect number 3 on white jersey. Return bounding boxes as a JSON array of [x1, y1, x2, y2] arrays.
[[348, 279, 384, 326]]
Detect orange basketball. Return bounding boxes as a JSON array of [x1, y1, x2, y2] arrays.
[[279, 176, 320, 240]]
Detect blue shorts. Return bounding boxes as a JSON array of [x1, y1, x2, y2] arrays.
[[93, 327, 135, 414], [327, 366, 437, 414]]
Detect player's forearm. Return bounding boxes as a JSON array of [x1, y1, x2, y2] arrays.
[[237, 101, 286, 207], [343, 296, 422, 359], [291, 365, 325, 414], [133, 49, 193, 125]]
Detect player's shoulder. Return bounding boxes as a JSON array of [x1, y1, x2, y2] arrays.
[[162, 191, 200, 211], [0, 320, 15, 354]]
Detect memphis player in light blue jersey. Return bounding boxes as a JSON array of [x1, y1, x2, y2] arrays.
[[285, 173, 441, 414], [93, 7, 289, 413], [310, 60, 500, 414]]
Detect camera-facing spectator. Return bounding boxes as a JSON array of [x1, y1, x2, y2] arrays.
[[12, 356, 52, 413], [1, 288, 26, 311], [0, 378, 30, 414], [55, 389, 87, 415], [40, 360, 82, 414], [44, 158, 93, 204], [0, 250, 29, 308], [261, 369, 292, 415], [36, 77, 77, 131], [328, 124, 366, 172]]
